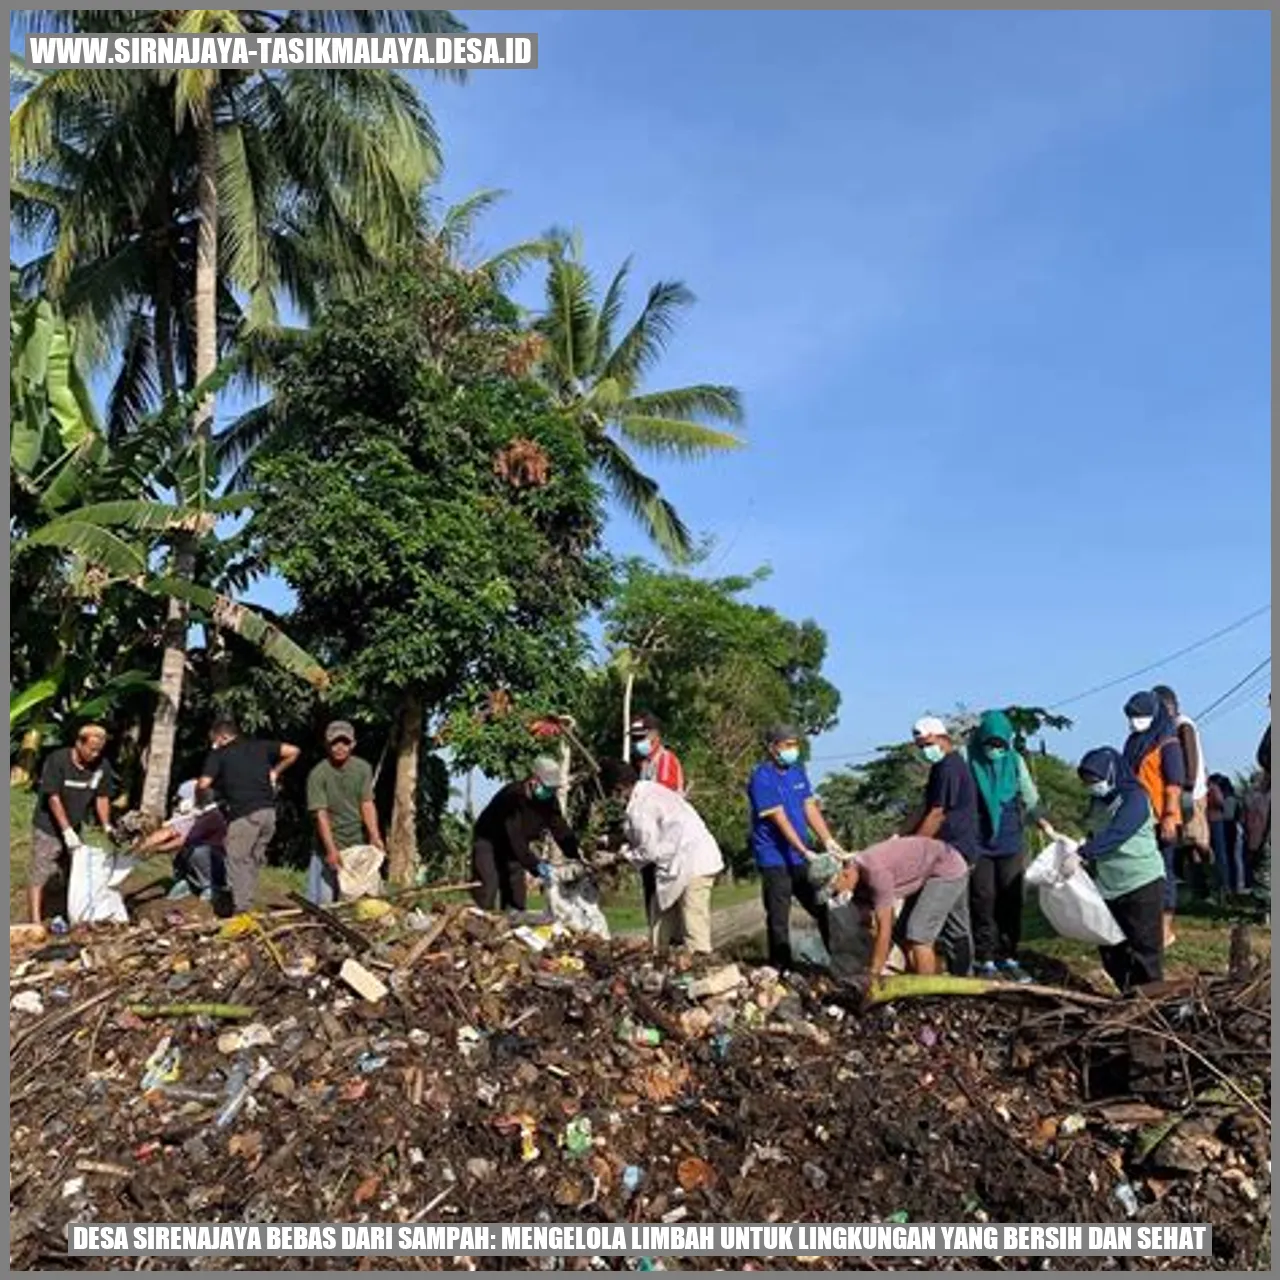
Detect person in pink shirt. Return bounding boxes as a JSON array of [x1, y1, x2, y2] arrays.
[[832, 836, 969, 978]]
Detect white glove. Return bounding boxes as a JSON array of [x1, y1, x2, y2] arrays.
[[1058, 849, 1082, 880], [62, 828, 84, 852], [823, 837, 845, 856]]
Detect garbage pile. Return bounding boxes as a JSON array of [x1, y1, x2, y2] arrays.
[[9, 902, 1272, 1271]]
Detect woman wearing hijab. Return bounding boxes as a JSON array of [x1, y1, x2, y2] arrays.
[[1063, 747, 1166, 992], [964, 710, 1052, 983], [1121, 690, 1186, 948]]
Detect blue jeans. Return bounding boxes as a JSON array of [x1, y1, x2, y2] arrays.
[[175, 843, 225, 895], [306, 852, 339, 906], [1160, 841, 1178, 911], [1210, 820, 1245, 893]]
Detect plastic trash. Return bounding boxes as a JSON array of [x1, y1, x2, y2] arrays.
[[1114, 1181, 1139, 1217], [50, 916, 70, 936], [139, 1037, 182, 1091], [622, 1165, 645, 1195], [1025, 838, 1126, 946], [686, 964, 743, 1000], [67, 845, 137, 925], [336, 845, 384, 901], [561, 1116, 593, 1157], [544, 864, 611, 939], [11, 990, 44, 1016]]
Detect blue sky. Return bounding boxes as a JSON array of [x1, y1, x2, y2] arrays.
[[415, 9, 1272, 775], [15, 11, 1271, 779]]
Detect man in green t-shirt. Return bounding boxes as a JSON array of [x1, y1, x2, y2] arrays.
[[305, 721, 385, 905]]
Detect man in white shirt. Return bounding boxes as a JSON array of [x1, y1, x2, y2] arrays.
[[600, 760, 724, 954], [1154, 685, 1212, 869]]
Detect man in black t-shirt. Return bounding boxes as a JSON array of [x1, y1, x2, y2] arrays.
[[28, 724, 115, 923], [907, 715, 978, 975], [197, 717, 300, 914]]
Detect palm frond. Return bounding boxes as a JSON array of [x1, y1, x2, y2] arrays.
[[611, 415, 744, 460], [599, 280, 696, 391], [106, 308, 160, 442], [540, 250, 598, 388], [432, 188, 508, 257], [592, 258, 632, 378], [592, 437, 694, 563], [623, 383, 745, 426]]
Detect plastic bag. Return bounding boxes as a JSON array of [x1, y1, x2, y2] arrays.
[[544, 863, 611, 940], [68, 844, 136, 924], [1025, 839, 1125, 945], [336, 845, 385, 901]]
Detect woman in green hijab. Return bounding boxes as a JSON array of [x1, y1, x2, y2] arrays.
[[964, 709, 1052, 983]]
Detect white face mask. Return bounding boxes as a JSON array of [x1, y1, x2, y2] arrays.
[[1128, 715, 1154, 733]]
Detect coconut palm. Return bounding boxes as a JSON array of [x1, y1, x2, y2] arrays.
[[11, 8, 462, 811], [534, 235, 744, 561]]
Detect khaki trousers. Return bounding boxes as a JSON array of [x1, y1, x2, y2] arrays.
[[650, 874, 716, 953]]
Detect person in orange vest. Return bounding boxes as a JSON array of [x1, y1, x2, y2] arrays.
[[1121, 690, 1186, 949]]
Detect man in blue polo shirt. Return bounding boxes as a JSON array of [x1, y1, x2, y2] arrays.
[[747, 723, 843, 970]]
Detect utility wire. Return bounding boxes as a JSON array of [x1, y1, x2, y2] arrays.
[[807, 604, 1271, 769], [1047, 603, 1271, 710], [1196, 657, 1271, 723]]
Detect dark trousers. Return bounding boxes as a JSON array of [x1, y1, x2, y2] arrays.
[[760, 864, 830, 970], [641, 864, 684, 944], [969, 852, 1025, 964], [1099, 879, 1164, 993], [471, 839, 528, 912]]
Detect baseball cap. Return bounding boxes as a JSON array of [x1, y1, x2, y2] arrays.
[[765, 723, 802, 745], [629, 712, 660, 735], [912, 716, 948, 740], [325, 720, 357, 744], [532, 756, 565, 789]]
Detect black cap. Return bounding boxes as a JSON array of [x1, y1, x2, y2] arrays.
[[629, 712, 661, 735], [765, 723, 802, 745]]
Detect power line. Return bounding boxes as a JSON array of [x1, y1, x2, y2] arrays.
[[1196, 657, 1271, 723], [1047, 603, 1271, 711]]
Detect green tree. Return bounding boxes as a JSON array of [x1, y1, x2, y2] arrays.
[[251, 262, 609, 884], [575, 560, 840, 871], [534, 236, 744, 561], [11, 7, 463, 814]]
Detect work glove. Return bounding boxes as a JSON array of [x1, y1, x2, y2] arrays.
[[1057, 849, 1083, 881], [535, 861, 554, 885], [823, 837, 846, 857], [61, 828, 84, 853]]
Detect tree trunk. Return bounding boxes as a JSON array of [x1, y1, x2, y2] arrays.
[[140, 110, 219, 816], [388, 691, 424, 887], [621, 668, 635, 760], [10, 727, 43, 788]]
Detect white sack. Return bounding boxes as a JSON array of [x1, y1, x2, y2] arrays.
[[1025, 838, 1125, 946], [68, 845, 136, 924]]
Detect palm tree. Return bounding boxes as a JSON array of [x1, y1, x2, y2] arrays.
[[11, 8, 463, 812], [534, 235, 745, 562]]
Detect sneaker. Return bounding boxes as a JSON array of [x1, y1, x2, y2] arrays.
[[975, 961, 999, 980], [998, 959, 1033, 985], [166, 880, 193, 901]]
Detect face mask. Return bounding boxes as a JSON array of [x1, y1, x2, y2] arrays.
[[1087, 779, 1112, 798], [920, 744, 945, 764], [632, 738, 653, 759], [777, 747, 800, 766], [985, 747, 1007, 760], [533, 783, 555, 802], [1128, 716, 1154, 733]]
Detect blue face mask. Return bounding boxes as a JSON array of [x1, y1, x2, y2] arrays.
[[632, 738, 654, 759], [777, 747, 800, 766], [533, 783, 555, 802], [920, 744, 945, 764], [985, 747, 1007, 760]]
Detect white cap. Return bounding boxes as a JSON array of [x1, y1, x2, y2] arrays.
[[175, 779, 198, 814], [912, 716, 949, 740], [532, 756, 565, 789]]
